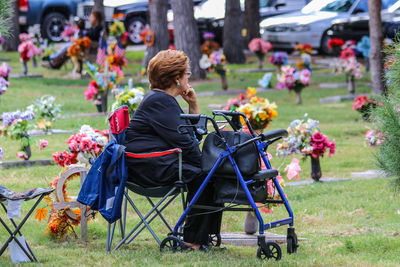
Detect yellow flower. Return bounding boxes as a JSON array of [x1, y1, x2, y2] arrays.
[[258, 111, 269, 121], [122, 95, 130, 102], [37, 118, 46, 129], [246, 87, 257, 98], [269, 109, 278, 118]]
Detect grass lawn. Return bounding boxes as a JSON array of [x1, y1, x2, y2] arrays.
[[0, 51, 399, 266]]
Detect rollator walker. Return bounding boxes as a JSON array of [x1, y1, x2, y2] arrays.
[[159, 110, 299, 261]]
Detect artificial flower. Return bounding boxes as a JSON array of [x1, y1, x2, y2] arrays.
[[39, 139, 48, 151], [285, 158, 301, 181]]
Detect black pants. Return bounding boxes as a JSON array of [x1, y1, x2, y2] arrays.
[[183, 175, 223, 246]]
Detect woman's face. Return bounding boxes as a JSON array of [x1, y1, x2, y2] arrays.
[[89, 13, 98, 26], [179, 67, 192, 94]]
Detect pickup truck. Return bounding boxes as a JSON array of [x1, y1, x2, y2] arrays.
[[18, 0, 86, 42]]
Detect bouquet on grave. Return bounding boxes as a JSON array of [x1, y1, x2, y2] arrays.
[[108, 21, 128, 68], [27, 95, 62, 131], [365, 129, 384, 147], [277, 116, 335, 159], [67, 36, 91, 61], [0, 76, 9, 96], [84, 62, 123, 106], [328, 38, 345, 54], [18, 33, 42, 63], [352, 95, 380, 121], [52, 125, 109, 167], [61, 24, 76, 41], [277, 65, 311, 104], [0, 62, 11, 80], [236, 88, 278, 130], [0, 109, 35, 160], [294, 43, 312, 71], [111, 86, 145, 117], [269, 51, 288, 68], [200, 32, 220, 56], [248, 38, 273, 69], [334, 49, 363, 79]]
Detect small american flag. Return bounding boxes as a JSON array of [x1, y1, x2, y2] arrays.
[[114, 37, 127, 62], [96, 38, 108, 66]]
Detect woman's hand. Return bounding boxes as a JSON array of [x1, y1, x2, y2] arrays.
[[181, 86, 200, 114]]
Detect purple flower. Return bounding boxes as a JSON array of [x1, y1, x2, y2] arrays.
[[1, 110, 34, 127], [0, 77, 8, 95], [0, 147, 3, 160], [20, 110, 35, 121], [0, 62, 11, 78], [269, 52, 288, 66], [203, 32, 215, 40], [211, 51, 221, 64]]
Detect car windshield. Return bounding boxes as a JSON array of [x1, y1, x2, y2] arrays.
[[302, 0, 355, 14]]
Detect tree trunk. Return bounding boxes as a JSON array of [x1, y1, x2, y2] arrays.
[[244, 0, 260, 45], [145, 0, 169, 67], [2, 0, 19, 52], [171, 0, 205, 80], [223, 0, 245, 64], [368, 0, 386, 95]]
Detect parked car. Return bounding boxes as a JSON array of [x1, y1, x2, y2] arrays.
[[18, 0, 86, 42], [327, 1, 400, 42], [260, 0, 398, 54], [77, 0, 204, 45], [194, 0, 308, 45]]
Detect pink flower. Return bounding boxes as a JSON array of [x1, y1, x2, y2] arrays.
[[310, 132, 335, 158], [39, 139, 48, 151], [248, 38, 273, 54], [284, 158, 301, 181], [84, 81, 99, 101], [80, 137, 93, 152], [16, 151, 28, 160], [68, 140, 79, 153]]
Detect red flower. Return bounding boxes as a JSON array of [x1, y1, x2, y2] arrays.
[[328, 38, 345, 50], [352, 95, 368, 111], [310, 132, 336, 159], [340, 48, 355, 60]]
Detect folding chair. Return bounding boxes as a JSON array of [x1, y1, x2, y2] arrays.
[[105, 106, 186, 252], [0, 186, 53, 263]]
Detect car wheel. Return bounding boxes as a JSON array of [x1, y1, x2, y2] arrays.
[[126, 17, 146, 45], [319, 32, 331, 55], [41, 12, 66, 42]]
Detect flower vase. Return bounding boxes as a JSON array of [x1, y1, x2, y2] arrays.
[[22, 61, 28, 75], [365, 58, 370, 73], [96, 104, 103, 113], [243, 212, 258, 235], [348, 75, 355, 95], [219, 72, 228, 91], [310, 156, 322, 182], [257, 54, 264, 70], [23, 144, 31, 161], [101, 91, 108, 114], [33, 56, 37, 68], [295, 91, 302, 104], [276, 64, 282, 75]]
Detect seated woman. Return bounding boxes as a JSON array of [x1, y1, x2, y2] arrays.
[[124, 50, 222, 251], [42, 10, 103, 69]]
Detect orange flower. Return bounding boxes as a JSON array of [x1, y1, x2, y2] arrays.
[[44, 195, 52, 204], [35, 208, 49, 222]]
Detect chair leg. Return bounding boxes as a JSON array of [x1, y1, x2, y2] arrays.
[[1, 203, 37, 261], [125, 194, 178, 245], [146, 197, 173, 232]]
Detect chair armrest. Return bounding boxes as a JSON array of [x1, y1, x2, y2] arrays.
[[126, 148, 182, 158]]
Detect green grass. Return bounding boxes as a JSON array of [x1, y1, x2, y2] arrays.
[[1, 51, 399, 266]]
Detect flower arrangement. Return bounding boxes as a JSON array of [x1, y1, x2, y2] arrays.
[[294, 43, 312, 55], [352, 95, 379, 121], [18, 33, 42, 75], [52, 125, 108, 167], [0, 62, 11, 80], [67, 37, 91, 60], [248, 38, 273, 69], [269, 51, 288, 68], [199, 50, 229, 90], [223, 93, 247, 111], [0, 109, 35, 160], [341, 40, 357, 50], [277, 66, 310, 104], [35, 172, 93, 239], [365, 129, 384, 147], [0, 77, 9, 97], [107, 43, 127, 68], [236, 88, 278, 130], [111, 86, 145, 117], [84, 62, 123, 111], [27, 95, 62, 132], [109, 20, 126, 37], [328, 38, 344, 54], [200, 32, 220, 56]]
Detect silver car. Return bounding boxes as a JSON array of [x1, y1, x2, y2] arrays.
[[261, 0, 397, 54]]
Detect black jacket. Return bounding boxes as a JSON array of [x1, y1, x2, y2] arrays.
[[124, 90, 202, 187]]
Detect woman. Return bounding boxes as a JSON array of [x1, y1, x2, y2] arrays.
[[42, 10, 103, 69], [124, 50, 222, 250]]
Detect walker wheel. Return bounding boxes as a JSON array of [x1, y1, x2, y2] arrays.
[[287, 228, 299, 254], [257, 242, 281, 261], [160, 236, 184, 252], [208, 233, 221, 247]]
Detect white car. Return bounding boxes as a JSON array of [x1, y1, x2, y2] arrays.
[[260, 0, 397, 54]]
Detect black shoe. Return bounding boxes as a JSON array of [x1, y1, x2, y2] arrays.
[[199, 245, 210, 252], [181, 243, 194, 251]]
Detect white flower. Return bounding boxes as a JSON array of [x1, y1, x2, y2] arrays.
[[96, 136, 108, 146], [199, 54, 211, 69], [77, 152, 89, 164]]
